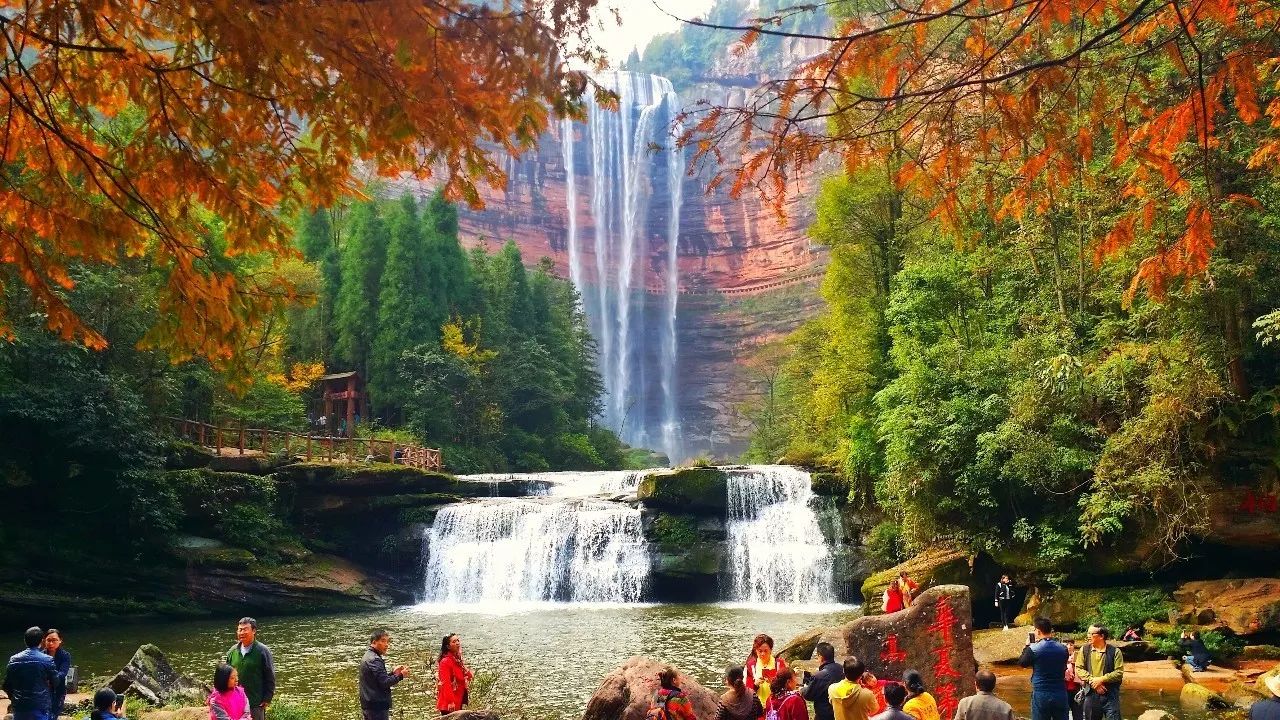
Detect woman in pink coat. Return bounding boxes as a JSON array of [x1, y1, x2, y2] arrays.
[[209, 665, 251, 720]]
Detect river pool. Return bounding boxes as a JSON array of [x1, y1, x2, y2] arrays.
[[66, 604, 1190, 720]]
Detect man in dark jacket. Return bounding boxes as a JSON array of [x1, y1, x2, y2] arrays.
[[359, 630, 409, 720], [225, 617, 276, 720], [803, 642, 844, 720], [1018, 617, 1069, 720], [4, 627, 57, 720]]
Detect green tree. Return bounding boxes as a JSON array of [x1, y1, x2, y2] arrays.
[[334, 201, 388, 376], [372, 194, 439, 415]]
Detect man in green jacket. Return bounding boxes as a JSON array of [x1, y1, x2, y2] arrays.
[[226, 617, 276, 720], [1076, 626, 1123, 720]]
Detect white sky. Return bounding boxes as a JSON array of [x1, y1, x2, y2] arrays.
[[593, 0, 718, 64]]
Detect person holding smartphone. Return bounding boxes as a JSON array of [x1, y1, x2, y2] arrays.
[[1017, 618, 1069, 720]]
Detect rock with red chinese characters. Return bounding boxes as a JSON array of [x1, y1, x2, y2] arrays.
[[818, 585, 977, 720], [1172, 578, 1280, 635], [1205, 487, 1280, 550]]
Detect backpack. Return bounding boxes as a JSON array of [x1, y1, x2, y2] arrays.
[[765, 691, 794, 720], [645, 690, 681, 720]]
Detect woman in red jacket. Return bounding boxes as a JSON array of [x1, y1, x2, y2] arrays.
[[436, 634, 474, 715], [884, 572, 919, 613]]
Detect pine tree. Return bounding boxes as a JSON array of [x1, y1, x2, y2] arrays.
[[500, 241, 536, 338], [372, 194, 440, 413], [334, 200, 388, 377], [422, 191, 475, 320], [296, 207, 342, 363]]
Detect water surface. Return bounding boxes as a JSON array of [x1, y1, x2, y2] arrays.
[[70, 604, 856, 720]]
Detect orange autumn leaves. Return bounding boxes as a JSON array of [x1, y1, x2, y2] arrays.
[[690, 0, 1280, 304], [0, 0, 597, 362]]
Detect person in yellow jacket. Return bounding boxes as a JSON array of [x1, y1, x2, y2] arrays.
[[829, 658, 881, 720], [902, 670, 940, 720]]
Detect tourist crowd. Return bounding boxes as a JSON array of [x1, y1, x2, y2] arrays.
[[2, 620, 473, 720], [6, 611, 1280, 720]]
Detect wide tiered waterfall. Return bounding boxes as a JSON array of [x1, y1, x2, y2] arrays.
[[422, 498, 649, 604], [725, 466, 836, 605], [561, 71, 684, 462], [421, 470, 650, 604], [420, 466, 842, 607]]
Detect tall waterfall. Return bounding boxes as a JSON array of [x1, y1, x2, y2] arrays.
[[725, 466, 835, 605], [562, 71, 684, 462]]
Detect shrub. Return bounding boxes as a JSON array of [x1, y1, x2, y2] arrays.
[[1087, 588, 1175, 635], [865, 521, 908, 568], [264, 701, 318, 720], [652, 515, 699, 548], [1152, 627, 1246, 661]]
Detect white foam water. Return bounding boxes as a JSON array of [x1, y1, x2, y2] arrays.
[[421, 498, 649, 604], [725, 466, 836, 605]]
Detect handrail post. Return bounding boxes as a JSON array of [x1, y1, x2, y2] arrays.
[[306, 434, 313, 462], [215, 424, 222, 455], [284, 431, 291, 458], [238, 425, 245, 455], [262, 429, 270, 457]]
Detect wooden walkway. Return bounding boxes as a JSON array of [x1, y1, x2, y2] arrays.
[[168, 418, 443, 471]]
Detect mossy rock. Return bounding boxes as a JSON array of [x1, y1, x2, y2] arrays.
[[636, 467, 728, 514], [652, 544, 723, 577], [173, 544, 257, 569], [650, 514, 700, 548], [860, 547, 973, 614], [777, 626, 826, 663], [1034, 585, 1164, 631], [208, 454, 278, 475], [274, 462, 461, 496], [302, 492, 465, 518], [163, 441, 214, 470], [1180, 682, 1229, 710], [1223, 681, 1268, 709], [1242, 645, 1280, 660], [810, 472, 851, 498]]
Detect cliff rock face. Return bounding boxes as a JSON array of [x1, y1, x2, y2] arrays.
[[447, 58, 828, 459]]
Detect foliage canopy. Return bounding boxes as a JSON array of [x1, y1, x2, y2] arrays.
[[0, 0, 600, 364]]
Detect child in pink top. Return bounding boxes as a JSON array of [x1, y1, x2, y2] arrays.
[[209, 665, 251, 720]]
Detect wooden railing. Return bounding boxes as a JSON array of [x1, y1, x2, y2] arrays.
[[168, 418, 443, 471]]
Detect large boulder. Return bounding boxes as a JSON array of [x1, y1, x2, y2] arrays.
[[1203, 487, 1280, 550], [1243, 645, 1280, 661], [972, 627, 1035, 665], [777, 626, 827, 663], [818, 585, 977, 720], [1179, 682, 1229, 710], [183, 552, 407, 611], [860, 548, 994, 616], [1173, 578, 1280, 635], [636, 467, 728, 514], [1223, 681, 1268, 709], [109, 645, 208, 706], [582, 657, 720, 720]]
